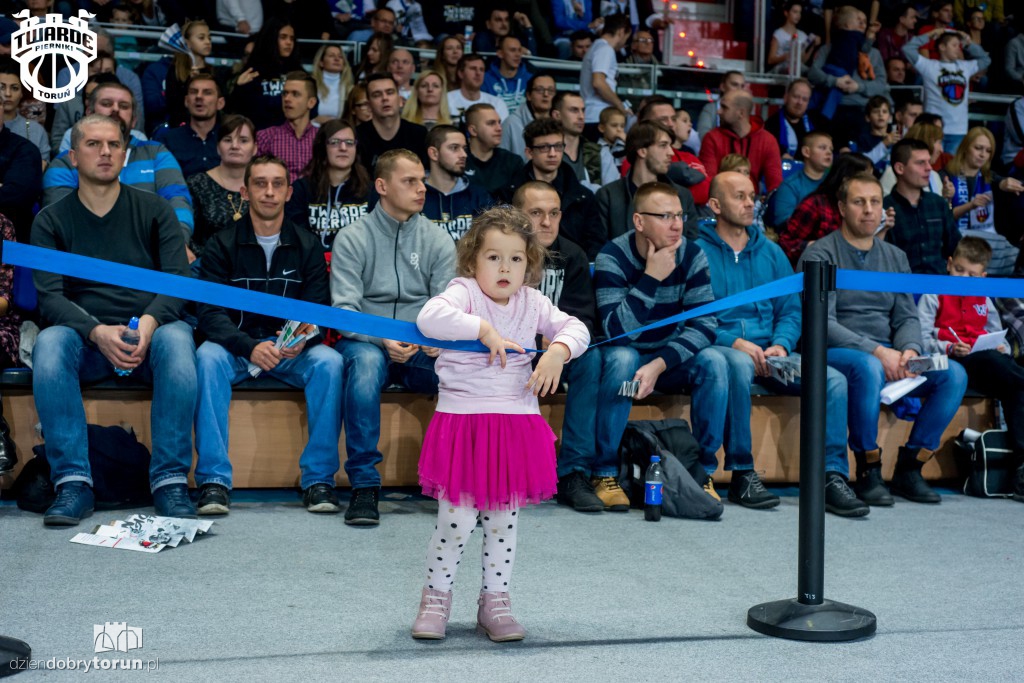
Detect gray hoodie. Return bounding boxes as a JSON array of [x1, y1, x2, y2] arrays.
[[330, 203, 456, 346]]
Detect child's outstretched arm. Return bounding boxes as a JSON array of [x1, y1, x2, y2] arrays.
[[530, 291, 592, 396], [416, 281, 525, 368], [528, 342, 571, 397]]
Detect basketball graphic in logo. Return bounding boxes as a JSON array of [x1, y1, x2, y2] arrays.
[[10, 10, 97, 103]]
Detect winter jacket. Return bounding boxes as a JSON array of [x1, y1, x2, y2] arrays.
[[695, 222, 801, 352], [483, 61, 532, 116], [198, 214, 329, 358], [539, 234, 597, 338], [330, 202, 456, 347], [594, 174, 698, 261], [699, 119, 784, 192], [917, 293, 1003, 355]]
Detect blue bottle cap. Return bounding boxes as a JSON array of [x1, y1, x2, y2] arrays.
[[650, 455, 660, 463], [128, 317, 140, 330]]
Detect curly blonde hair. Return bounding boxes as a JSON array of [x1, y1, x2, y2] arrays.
[[456, 206, 548, 288]]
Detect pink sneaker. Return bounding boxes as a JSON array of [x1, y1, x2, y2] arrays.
[[411, 587, 452, 640], [476, 591, 526, 642]]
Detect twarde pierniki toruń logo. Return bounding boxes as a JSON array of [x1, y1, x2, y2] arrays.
[[10, 10, 96, 103]]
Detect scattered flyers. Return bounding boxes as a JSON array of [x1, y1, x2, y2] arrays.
[[905, 353, 949, 374], [71, 514, 214, 553], [880, 375, 928, 405], [766, 356, 802, 385], [619, 380, 640, 398], [248, 320, 320, 377]]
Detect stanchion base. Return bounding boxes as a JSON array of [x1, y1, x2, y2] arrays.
[[0, 636, 31, 678], [747, 599, 876, 642]]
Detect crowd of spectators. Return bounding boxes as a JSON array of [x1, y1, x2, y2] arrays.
[[0, 0, 1024, 524]]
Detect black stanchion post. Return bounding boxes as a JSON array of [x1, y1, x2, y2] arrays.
[[746, 260, 876, 642]]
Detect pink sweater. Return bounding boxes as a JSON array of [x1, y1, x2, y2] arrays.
[[416, 277, 591, 415]]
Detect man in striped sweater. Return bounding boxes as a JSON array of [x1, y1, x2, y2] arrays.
[[593, 181, 729, 502]]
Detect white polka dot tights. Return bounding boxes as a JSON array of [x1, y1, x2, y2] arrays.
[[423, 501, 518, 594]]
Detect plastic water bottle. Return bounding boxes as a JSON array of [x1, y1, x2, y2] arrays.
[[644, 455, 663, 522], [115, 317, 140, 377], [464, 24, 473, 52]]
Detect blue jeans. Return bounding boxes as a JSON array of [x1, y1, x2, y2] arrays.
[[593, 345, 732, 475], [943, 134, 965, 156], [335, 339, 439, 488], [194, 341, 344, 490], [32, 321, 197, 491], [718, 346, 851, 477], [558, 346, 641, 478], [827, 347, 968, 453]]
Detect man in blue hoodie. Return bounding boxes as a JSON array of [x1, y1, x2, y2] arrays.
[[696, 171, 866, 517], [482, 35, 533, 117], [423, 125, 494, 242]]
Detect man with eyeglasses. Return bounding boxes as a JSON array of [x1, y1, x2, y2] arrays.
[[696, 171, 859, 513], [500, 74, 556, 161], [513, 180, 628, 513], [620, 29, 660, 92], [423, 125, 493, 242], [593, 181, 727, 504], [594, 122, 698, 261], [194, 155, 344, 517], [501, 117, 600, 257], [464, 103, 523, 198], [356, 74, 429, 171]]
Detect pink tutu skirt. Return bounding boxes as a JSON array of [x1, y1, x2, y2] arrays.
[[418, 412, 558, 510]]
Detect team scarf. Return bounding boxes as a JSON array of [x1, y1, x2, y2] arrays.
[[779, 114, 812, 156], [952, 173, 995, 233]]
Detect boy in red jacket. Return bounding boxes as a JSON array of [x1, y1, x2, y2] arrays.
[[917, 236, 1024, 502]]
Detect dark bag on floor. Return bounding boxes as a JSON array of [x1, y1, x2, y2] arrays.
[[13, 424, 154, 512], [959, 429, 1018, 498], [617, 419, 723, 520]]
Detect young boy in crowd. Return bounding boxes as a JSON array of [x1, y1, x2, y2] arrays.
[[856, 96, 900, 173], [916, 236, 1024, 502], [597, 107, 626, 184], [769, 130, 833, 227]]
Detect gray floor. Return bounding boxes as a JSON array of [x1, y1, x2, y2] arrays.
[[2, 488, 1022, 682]]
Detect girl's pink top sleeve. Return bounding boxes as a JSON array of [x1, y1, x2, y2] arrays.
[[534, 290, 591, 360], [416, 280, 481, 342]]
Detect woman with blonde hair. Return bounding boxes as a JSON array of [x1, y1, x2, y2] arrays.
[[942, 127, 1024, 231], [401, 70, 451, 130], [432, 35, 463, 91], [311, 44, 356, 123]]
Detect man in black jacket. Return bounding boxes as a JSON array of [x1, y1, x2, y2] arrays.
[[195, 155, 344, 516], [500, 117, 600, 258], [514, 180, 631, 513], [594, 121, 698, 259]]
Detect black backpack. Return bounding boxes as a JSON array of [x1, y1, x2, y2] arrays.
[[957, 429, 1020, 498], [617, 419, 724, 521], [13, 424, 153, 512]]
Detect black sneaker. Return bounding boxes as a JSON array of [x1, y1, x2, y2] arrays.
[[728, 470, 780, 509], [43, 482, 94, 526], [303, 483, 341, 513], [825, 472, 870, 518], [556, 471, 604, 512], [344, 486, 380, 525], [197, 484, 231, 516], [853, 465, 894, 506], [889, 468, 941, 504], [153, 483, 198, 518]]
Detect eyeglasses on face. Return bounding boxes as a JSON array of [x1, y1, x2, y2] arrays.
[[639, 211, 685, 222], [531, 87, 556, 95], [327, 138, 357, 148], [530, 142, 565, 153]]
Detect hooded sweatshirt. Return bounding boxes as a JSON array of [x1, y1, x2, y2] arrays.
[[330, 202, 456, 347], [423, 176, 495, 242], [695, 222, 801, 352], [482, 61, 531, 116], [699, 119, 784, 192]]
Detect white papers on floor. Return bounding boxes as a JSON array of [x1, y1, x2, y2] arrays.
[[970, 330, 1007, 354], [71, 514, 214, 553], [880, 375, 928, 405]]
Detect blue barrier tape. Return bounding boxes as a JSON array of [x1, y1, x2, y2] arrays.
[[837, 269, 1024, 298]]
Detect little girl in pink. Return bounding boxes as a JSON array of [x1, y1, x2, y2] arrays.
[[411, 206, 590, 642]]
